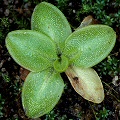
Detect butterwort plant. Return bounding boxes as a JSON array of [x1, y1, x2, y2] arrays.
[[5, 2, 116, 118]]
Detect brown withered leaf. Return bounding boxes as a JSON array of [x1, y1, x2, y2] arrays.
[[65, 66, 104, 103], [19, 67, 30, 81], [77, 15, 99, 29]]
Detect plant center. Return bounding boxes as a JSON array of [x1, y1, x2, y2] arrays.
[[53, 55, 69, 73]]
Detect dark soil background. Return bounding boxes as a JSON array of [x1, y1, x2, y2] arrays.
[[0, 0, 120, 120]]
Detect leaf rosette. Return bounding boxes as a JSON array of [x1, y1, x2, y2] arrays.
[[5, 2, 116, 118]]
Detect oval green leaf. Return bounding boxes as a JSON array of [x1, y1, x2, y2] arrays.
[[63, 25, 116, 67], [6, 30, 57, 72], [22, 69, 64, 118], [31, 2, 72, 52], [65, 66, 104, 103]]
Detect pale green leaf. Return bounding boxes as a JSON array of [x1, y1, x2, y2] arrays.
[[63, 25, 116, 67], [31, 2, 72, 52], [22, 69, 64, 118], [65, 66, 104, 103], [6, 30, 57, 72]]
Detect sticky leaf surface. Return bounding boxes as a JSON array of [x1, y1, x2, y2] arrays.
[[22, 69, 64, 118], [6, 30, 57, 72], [64, 25, 116, 67], [65, 66, 104, 103], [31, 2, 72, 52]]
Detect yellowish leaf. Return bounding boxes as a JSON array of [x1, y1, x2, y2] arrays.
[[65, 66, 104, 103]]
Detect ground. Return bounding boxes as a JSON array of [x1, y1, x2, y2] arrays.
[[0, 0, 120, 120]]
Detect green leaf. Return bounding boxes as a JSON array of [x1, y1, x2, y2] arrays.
[[31, 2, 72, 52], [6, 30, 57, 72], [53, 55, 69, 73], [22, 69, 64, 118], [65, 66, 104, 103], [63, 25, 116, 67]]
